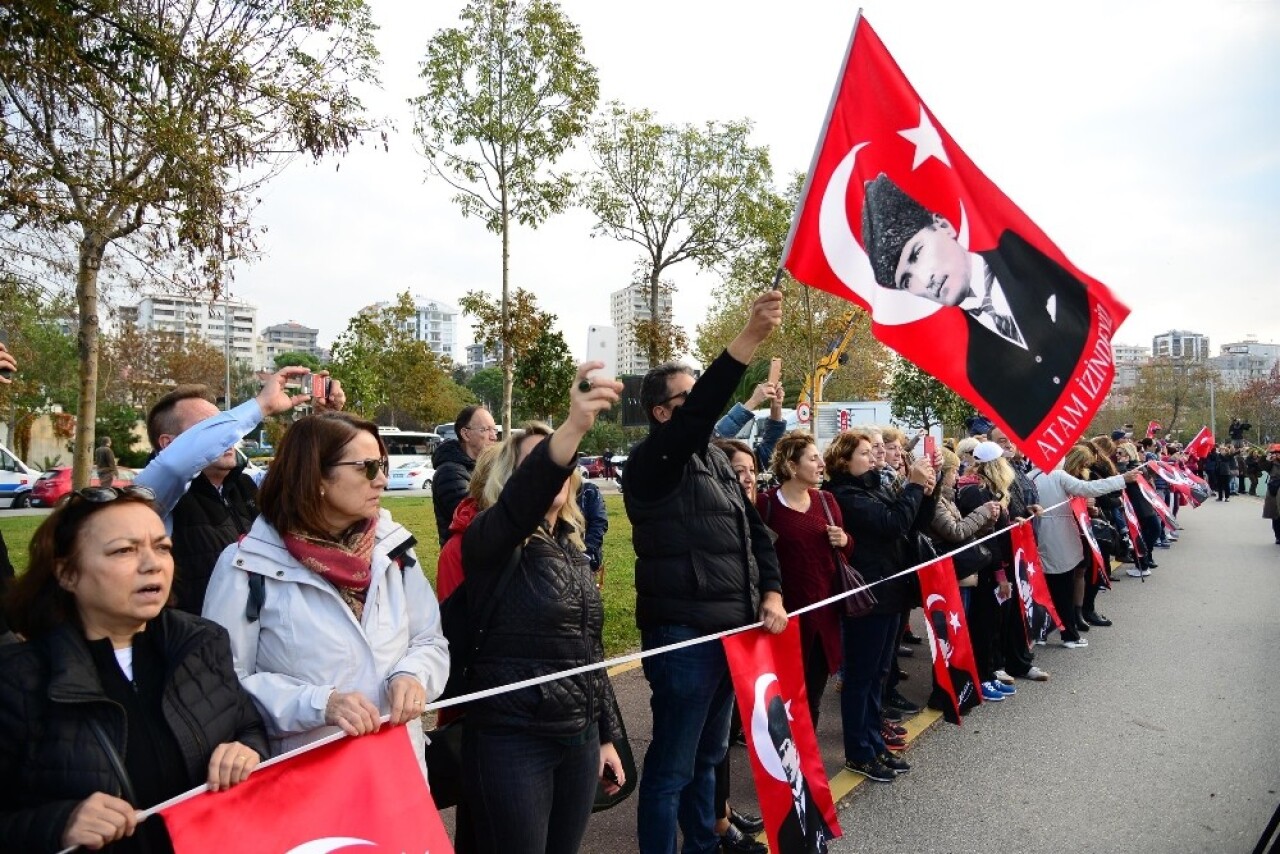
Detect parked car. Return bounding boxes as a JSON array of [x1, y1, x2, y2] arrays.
[[1, 443, 40, 509], [30, 466, 139, 507], [386, 459, 434, 491], [577, 455, 606, 479]]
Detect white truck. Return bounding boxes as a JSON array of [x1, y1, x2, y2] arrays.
[[0, 443, 40, 509]]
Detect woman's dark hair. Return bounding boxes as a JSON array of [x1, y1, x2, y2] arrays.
[[258, 411, 386, 537], [712, 438, 755, 466], [4, 492, 160, 638], [824, 431, 874, 474]]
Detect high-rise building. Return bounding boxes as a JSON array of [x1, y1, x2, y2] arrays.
[[1208, 338, 1280, 389], [1111, 343, 1150, 390], [123, 294, 258, 363], [1151, 330, 1210, 362], [466, 342, 501, 374], [406, 297, 458, 360], [611, 282, 674, 376], [258, 321, 322, 370]]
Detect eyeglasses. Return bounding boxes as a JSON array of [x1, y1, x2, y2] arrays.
[[659, 389, 690, 407], [463, 424, 498, 436], [330, 457, 389, 480], [67, 485, 157, 504]]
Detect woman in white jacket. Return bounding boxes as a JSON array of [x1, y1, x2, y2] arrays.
[[1032, 443, 1138, 649], [203, 412, 449, 767]]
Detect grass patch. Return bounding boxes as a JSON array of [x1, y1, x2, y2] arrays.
[[1, 493, 641, 657]]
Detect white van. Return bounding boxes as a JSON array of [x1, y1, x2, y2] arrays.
[[0, 443, 40, 509]]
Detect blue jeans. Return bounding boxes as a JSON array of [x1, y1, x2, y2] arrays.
[[840, 613, 900, 763], [462, 724, 601, 854], [637, 624, 734, 854]]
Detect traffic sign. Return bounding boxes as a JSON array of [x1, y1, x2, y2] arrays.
[[797, 402, 812, 424]]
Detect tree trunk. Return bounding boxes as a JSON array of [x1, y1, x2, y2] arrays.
[[73, 235, 106, 489], [500, 185, 514, 434], [647, 266, 662, 367]]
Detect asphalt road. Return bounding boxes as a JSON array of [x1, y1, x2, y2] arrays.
[[553, 491, 1279, 854]]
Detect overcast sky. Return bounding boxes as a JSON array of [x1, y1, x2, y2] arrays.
[[230, 0, 1280, 364]]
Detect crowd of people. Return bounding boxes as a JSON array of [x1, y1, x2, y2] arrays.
[[0, 298, 1275, 854]]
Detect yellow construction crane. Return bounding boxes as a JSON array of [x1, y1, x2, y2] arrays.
[[797, 311, 859, 412]]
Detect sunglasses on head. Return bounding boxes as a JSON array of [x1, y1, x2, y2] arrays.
[[67, 485, 157, 505], [330, 457, 389, 480]]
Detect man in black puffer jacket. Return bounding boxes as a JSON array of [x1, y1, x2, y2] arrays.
[[623, 290, 788, 854], [432, 405, 498, 545]]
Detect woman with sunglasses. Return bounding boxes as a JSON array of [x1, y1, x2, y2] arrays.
[[0, 486, 267, 853], [202, 411, 449, 767]]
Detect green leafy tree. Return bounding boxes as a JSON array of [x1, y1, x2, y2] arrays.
[[459, 287, 546, 395], [411, 0, 599, 432], [514, 316, 574, 422], [0, 277, 79, 457], [273, 351, 322, 371], [329, 292, 471, 427], [94, 402, 146, 468], [466, 367, 505, 411], [0, 0, 380, 486], [888, 359, 973, 435], [582, 103, 773, 366], [1125, 358, 1215, 436]]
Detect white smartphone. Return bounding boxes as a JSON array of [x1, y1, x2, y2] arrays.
[[585, 325, 618, 383]]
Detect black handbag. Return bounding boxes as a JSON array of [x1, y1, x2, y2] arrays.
[[1090, 518, 1120, 552], [593, 692, 637, 812], [952, 540, 994, 579], [817, 491, 878, 618]]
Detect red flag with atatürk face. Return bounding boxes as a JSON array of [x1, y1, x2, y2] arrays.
[[1120, 491, 1147, 559], [1009, 522, 1063, 645], [780, 14, 1129, 472], [917, 557, 981, 724], [1071, 497, 1110, 589], [160, 725, 452, 854], [723, 622, 840, 854], [1134, 473, 1177, 531]]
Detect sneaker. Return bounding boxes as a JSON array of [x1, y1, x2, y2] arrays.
[[728, 808, 764, 836], [1083, 611, 1113, 627], [844, 758, 895, 783], [898, 644, 915, 657], [882, 719, 908, 737], [1021, 666, 1050, 681], [1140, 567, 1152, 577], [720, 823, 768, 854], [1063, 636, 1089, 648], [881, 728, 907, 750], [884, 690, 921, 715], [993, 680, 1016, 695], [1155, 541, 1171, 548], [980, 682, 1006, 701], [902, 631, 925, 645], [1126, 567, 1144, 578], [993, 669, 1015, 685], [877, 752, 912, 774], [881, 705, 904, 723]]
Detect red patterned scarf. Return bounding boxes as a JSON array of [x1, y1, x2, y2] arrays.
[[283, 519, 378, 620]]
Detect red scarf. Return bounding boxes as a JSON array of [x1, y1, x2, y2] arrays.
[[283, 519, 378, 620]]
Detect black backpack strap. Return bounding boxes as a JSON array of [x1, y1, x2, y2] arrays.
[[388, 535, 418, 571], [246, 572, 265, 624], [467, 545, 523, 672]]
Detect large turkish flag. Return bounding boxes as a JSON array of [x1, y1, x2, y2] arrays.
[[161, 725, 452, 854], [782, 14, 1129, 470]]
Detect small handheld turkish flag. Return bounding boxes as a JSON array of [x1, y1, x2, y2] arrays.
[[1071, 497, 1110, 589], [723, 622, 840, 854], [1134, 473, 1178, 531], [1146, 421, 1162, 439], [1010, 522, 1064, 644], [1120, 491, 1147, 560], [917, 557, 982, 724], [781, 14, 1129, 471], [161, 725, 452, 854]]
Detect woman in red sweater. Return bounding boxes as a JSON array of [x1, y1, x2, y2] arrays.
[[757, 431, 852, 727]]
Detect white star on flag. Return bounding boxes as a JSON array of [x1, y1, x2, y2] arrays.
[[898, 105, 951, 170], [949, 611, 961, 633]]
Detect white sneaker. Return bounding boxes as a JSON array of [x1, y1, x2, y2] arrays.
[[1126, 568, 1144, 578], [1022, 666, 1050, 681], [993, 670, 1015, 685], [1063, 637, 1089, 648], [1141, 567, 1152, 577]]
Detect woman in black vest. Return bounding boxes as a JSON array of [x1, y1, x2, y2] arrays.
[[0, 487, 267, 853]]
